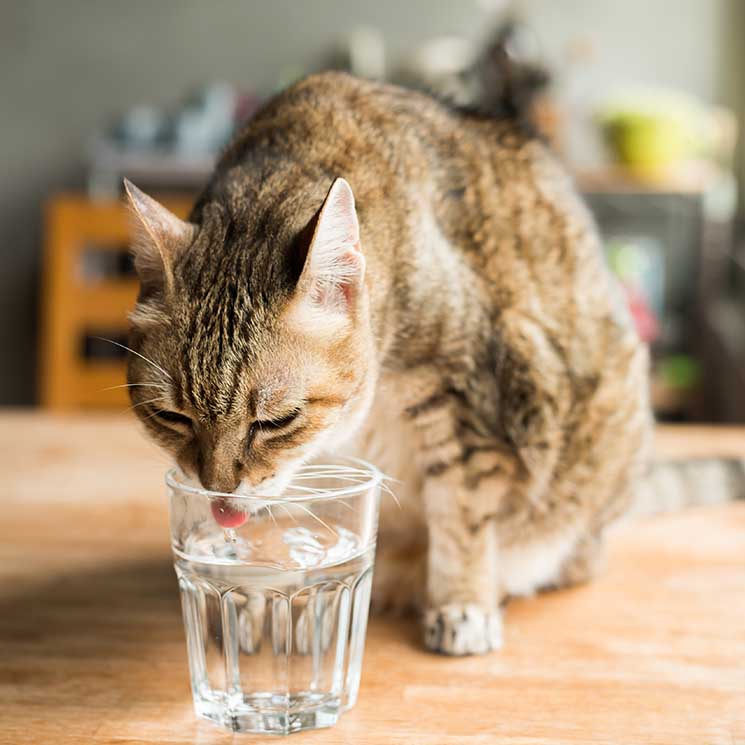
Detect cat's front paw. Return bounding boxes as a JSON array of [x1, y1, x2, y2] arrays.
[[238, 593, 266, 654], [423, 603, 502, 655]]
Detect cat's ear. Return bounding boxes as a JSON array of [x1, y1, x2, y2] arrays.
[[124, 179, 195, 294], [296, 178, 365, 318]]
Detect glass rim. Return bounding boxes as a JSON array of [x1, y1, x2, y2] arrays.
[[165, 455, 383, 503]]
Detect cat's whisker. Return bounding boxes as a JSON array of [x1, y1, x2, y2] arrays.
[[384, 486, 401, 509], [299, 465, 370, 473], [141, 407, 169, 422], [295, 476, 370, 491], [92, 336, 173, 381], [278, 503, 299, 525], [101, 382, 166, 392], [289, 464, 399, 507], [335, 499, 357, 513], [294, 470, 368, 478], [124, 397, 167, 414], [291, 502, 338, 537], [293, 471, 374, 481], [264, 503, 278, 528], [279, 484, 333, 494]]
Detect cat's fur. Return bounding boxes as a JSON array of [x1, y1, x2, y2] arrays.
[[125, 72, 652, 654]]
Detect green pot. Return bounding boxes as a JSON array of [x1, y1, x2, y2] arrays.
[[602, 114, 688, 174]]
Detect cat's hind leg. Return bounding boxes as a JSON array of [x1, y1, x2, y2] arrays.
[[551, 532, 607, 590]]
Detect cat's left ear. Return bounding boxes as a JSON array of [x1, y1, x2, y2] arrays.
[[124, 179, 195, 294], [296, 178, 365, 317]]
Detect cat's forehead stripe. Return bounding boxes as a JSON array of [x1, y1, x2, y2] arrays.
[[247, 389, 258, 419]]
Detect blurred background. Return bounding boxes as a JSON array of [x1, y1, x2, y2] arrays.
[[3, 0, 745, 421]]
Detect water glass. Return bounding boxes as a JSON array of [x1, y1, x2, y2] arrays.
[[167, 458, 381, 734]]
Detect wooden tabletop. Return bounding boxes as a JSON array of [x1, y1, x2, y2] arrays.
[[1, 412, 744, 744]]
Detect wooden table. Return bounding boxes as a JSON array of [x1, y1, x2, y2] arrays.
[[1, 412, 744, 744]]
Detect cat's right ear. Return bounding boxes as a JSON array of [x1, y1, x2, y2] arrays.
[[293, 178, 365, 322], [124, 179, 195, 294]]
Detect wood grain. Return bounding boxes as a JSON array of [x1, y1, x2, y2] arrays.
[[1, 413, 744, 744], [39, 194, 193, 410]]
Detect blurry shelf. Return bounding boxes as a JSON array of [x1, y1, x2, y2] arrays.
[[706, 297, 745, 366], [576, 163, 728, 195], [40, 193, 195, 410], [88, 138, 216, 199], [651, 377, 697, 419], [696, 297, 745, 422], [58, 362, 134, 409]]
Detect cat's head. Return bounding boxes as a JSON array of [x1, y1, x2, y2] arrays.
[[124, 177, 376, 496]]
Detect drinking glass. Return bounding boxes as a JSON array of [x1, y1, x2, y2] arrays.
[[167, 457, 382, 734]]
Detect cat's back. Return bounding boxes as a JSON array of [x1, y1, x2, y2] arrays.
[[220, 73, 615, 306], [212, 73, 617, 334], [218, 71, 468, 182]]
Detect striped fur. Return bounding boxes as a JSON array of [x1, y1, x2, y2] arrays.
[[126, 72, 659, 655]]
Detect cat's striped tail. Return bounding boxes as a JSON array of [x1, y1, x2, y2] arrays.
[[632, 459, 745, 517]]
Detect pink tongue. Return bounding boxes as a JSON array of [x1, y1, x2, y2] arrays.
[[211, 498, 248, 528]]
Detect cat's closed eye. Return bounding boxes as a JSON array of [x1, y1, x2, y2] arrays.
[[256, 409, 301, 430], [154, 410, 192, 428]]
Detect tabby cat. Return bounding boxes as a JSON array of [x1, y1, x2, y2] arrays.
[[125, 72, 651, 655]]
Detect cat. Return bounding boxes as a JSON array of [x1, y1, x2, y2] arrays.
[[124, 71, 652, 655]]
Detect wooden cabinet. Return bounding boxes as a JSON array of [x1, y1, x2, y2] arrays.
[[39, 194, 193, 409]]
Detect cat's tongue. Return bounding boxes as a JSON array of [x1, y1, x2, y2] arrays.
[[210, 498, 248, 528]]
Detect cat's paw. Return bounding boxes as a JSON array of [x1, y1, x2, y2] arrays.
[[238, 593, 266, 654], [423, 603, 502, 655], [293, 592, 340, 655]]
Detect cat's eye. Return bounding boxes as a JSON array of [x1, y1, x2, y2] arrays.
[[154, 410, 192, 428], [257, 409, 301, 430]]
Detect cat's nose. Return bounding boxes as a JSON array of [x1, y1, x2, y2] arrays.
[[198, 458, 241, 494], [195, 429, 244, 493]]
